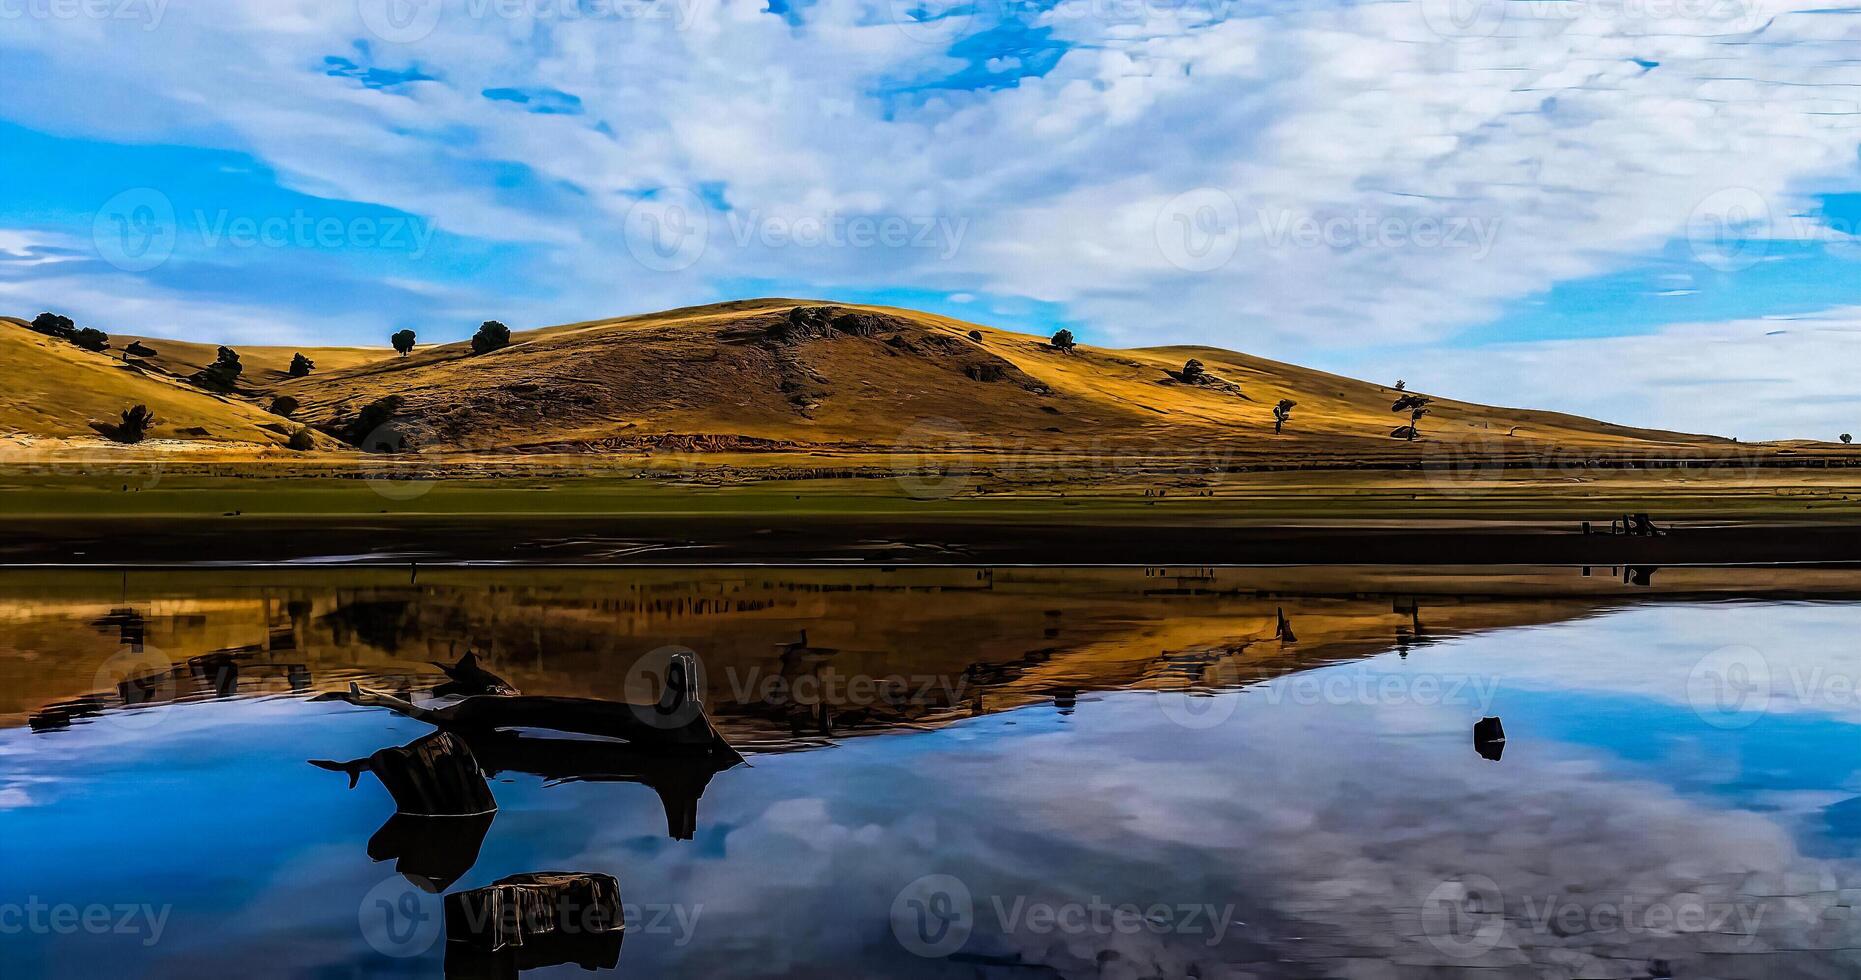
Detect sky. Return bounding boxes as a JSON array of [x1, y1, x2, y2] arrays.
[[1, 0, 1860, 439]]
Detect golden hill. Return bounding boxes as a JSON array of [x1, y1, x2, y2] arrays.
[[1, 300, 1758, 460], [0, 316, 339, 451]]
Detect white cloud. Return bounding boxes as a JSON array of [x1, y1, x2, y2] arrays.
[[0, 0, 1858, 432]]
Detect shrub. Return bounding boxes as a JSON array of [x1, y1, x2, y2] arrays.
[[198, 346, 244, 391], [471, 320, 511, 355], [289, 353, 314, 378], [1844, 434, 1854, 445], [270, 396, 300, 418], [71, 327, 110, 353], [1182, 359, 1205, 383], [124, 341, 158, 361], [1273, 398, 1296, 434], [29, 312, 75, 339], [391, 329, 417, 356], [1050, 329, 1076, 353], [334, 395, 406, 450], [967, 330, 983, 342], [287, 427, 316, 452], [113, 405, 156, 444]]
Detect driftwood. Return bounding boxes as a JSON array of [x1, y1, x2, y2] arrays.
[[432, 652, 519, 698], [316, 652, 739, 760], [464, 730, 734, 841], [311, 731, 497, 816], [445, 872, 624, 966]]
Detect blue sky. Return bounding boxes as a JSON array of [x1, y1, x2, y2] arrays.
[[3, 0, 1861, 437]]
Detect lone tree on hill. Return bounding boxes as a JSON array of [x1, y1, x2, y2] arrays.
[[1392, 393, 1432, 414], [199, 346, 243, 391], [29, 312, 75, 339], [289, 353, 315, 378], [1844, 434, 1854, 445], [391, 329, 417, 356], [1394, 379, 1406, 392], [967, 330, 983, 342], [472, 320, 511, 355], [1049, 328, 1076, 353], [1181, 358, 1206, 383], [112, 405, 156, 444], [1273, 399, 1296, 434], [72, 327, 109, 353]]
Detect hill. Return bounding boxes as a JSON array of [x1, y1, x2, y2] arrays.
[[0, 300, 1782, 462], [0, 317, 339, 452]]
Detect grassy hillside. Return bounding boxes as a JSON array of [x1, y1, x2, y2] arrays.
[[0, 300, 1781, 461], [0, 317, 338, 450], [251, 299, 1741, 459]]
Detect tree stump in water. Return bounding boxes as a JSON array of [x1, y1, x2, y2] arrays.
[[445, 871, 624, 955], [312, 731, 497, 816]]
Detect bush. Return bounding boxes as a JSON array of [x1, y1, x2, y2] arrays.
[[1050, 329, 1076, 353], [124, 341, 157, 360], [30, 312, 75, 339], [289, 353, 314, 378], [391, 329, 417, 356], [198, 346, 244, 391], [113, 405, 156, 444], [287, 427, 316, 452], [1844, 434, 1854, 445], [270, 396, 300, 418], [967, 330, 983, 342], [72, 327, 110, 353], [1182, 359, 1205, 383], [333, 395, 407, 450], [471, 320, 511, 355]]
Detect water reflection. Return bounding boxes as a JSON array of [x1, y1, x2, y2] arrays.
[[10, 567, 1861, 976]]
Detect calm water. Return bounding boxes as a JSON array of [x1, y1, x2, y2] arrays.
[[8, 567, 1861, 978]]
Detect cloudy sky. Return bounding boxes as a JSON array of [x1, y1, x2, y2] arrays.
[[2, 0, 1860, 438]]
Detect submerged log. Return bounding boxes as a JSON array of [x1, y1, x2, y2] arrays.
[[445, 871, 623, 954], [368, 812, 496, 892], [310, 731, 498, 816], [317, 651, 739, 761]]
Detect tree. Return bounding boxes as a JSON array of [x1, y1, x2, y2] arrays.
[[332, 395, 407, 450], [198, 346, 243, 391], [289, 353, 315, 378], [1395, 406, 1430, 441], [30, 312, 75, 339], [71, 327, 110, 353], [391, 329, 417, 356], [1392, 393, 1432, 414], [1844, 434, 1854, 445], [1181, 358, 1205, 384], [1273, 399, 1296, 434], [123, 341, 157, 362], [1049, 329, 1076, 353], [967, 330, 983, 342], [1394, 380, 1406, 392], [113, 405, 156, 444], [270, 395, 300, 418], [472, 320, 511, 355]]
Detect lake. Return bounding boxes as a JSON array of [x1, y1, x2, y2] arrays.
[[6, 566, 1861, 977]]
